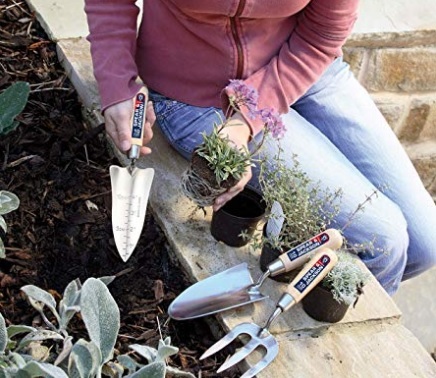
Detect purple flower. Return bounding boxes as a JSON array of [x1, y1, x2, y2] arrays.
[[259, 107, 286, 139], [226, 80, 259, 119]]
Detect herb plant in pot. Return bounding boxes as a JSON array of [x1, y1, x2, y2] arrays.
[[181, 80, 285, 246], [302, 250, 371, 323], [253, 153, 344, 282]]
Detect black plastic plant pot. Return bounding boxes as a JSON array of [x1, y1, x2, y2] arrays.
[[259, 224, 300, 283], [210, 187, 266, 247], [302, 284, 349, 323]]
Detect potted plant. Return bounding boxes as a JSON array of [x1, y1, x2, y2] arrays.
[[181, 80, 285, 209], [252, 152, 344, 281], [302, 250, 371, 323]]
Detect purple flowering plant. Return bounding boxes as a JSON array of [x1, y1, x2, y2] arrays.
[[181, 80, 286, 207]]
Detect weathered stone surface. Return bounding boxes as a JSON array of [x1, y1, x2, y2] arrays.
[[398, 98, 433, 143], [405, 141, 436, 199], [342, 48, 366, 79], [254, 324, 436, 378], [365, 48, 436, 93], [370, 93, 409, 132], [26, 0, 88, 40]]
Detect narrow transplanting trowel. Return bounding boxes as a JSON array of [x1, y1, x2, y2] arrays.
[[110, 88, 155, 262], [168, 228, 343, 319]]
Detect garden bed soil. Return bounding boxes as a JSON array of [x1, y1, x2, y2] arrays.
[[0, 2, 239, 376]]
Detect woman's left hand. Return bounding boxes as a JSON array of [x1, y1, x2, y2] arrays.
[[213, 113, 252, 212]]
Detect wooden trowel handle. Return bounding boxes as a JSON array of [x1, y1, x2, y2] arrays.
[[129, 87, 149, 160], [287, 248, 337, 302], [268, 229, 343, 277], [276, 249, 338, 312]]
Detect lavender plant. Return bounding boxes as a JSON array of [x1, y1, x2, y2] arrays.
[[0, 277, 193, 378], [181, 80, 285, 208]]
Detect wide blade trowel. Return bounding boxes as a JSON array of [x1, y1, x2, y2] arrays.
[[168, 229, 343, 319], [110, 88, 155, 262]]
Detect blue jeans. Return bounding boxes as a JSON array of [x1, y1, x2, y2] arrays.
[[149, 57, 436, 295]]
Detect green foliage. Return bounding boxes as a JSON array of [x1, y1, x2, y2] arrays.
[[0, 277, 194, 378], [0, 190, 20, 258], [0, 81, 30, 135], [196, 125, 251, 185], [322, 251, 371, 305], [254, 152, 343, 251]]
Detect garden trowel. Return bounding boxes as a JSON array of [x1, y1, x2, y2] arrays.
[[110, 88, 154, 262], [168, 229, 342, 319]]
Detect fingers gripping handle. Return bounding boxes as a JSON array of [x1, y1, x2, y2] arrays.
[[277, 248, 338, 312], [129, 88, 149, 160], [267, 229, 343, 277]]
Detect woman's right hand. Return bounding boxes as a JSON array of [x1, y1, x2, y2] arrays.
[[103, 88, 156, 156]]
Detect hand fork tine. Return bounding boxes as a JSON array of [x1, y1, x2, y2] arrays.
[[200, 249, 338, 378]]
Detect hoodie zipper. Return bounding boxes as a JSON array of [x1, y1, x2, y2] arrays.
[[230, 0, 246, 78]]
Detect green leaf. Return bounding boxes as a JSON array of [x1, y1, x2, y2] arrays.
[[17, 330, 63, 351], [80, 278, 120, 364], [0, 238, 5, 259], [0, 313, 7, 353], [0, 191, 20, 215], [7, 325, 37, 339], [0, 82, 30, 135], [59, 280, 81, 331], [0, 215, 7, 234], [129, 344, 157, 363], [19, 361, 68, 378], [21, 285, 60, 323], [117, 355, 140, 374], [166, 366, 196, 378], [128, 361, 166, 378], [68, 339, 101, 378]]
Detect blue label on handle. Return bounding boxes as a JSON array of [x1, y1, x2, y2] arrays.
[[286, 232, 330, 261], [294, 254, 331, 293], [131, 93, 146, 139]]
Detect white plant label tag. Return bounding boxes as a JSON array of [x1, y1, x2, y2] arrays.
[[266, 201, 285, 238]]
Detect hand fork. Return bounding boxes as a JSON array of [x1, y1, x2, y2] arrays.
[[200, 248, 338, 378]]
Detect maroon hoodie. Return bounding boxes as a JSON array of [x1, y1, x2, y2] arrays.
[[85, 0, 358, 134]]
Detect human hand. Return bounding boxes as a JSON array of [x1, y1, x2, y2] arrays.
[[213, 113, 252, 212], [103, 87, 156, 155]]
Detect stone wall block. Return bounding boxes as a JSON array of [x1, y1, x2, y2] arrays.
[[370, 93, 409, 132], [342, 47, 366, 78], [398, 97, 435, 142], [364, 48, 436, 92]]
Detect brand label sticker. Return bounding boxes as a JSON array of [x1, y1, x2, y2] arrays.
[[286, 232, 330, 261], [294, 254, 331, 293], [131, 93, 146, 139]]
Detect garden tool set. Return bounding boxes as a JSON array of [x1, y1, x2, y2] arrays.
[[200, 249, 338, 378], [168, 228, 342, 319], [110, 88, 154, 262], [168, 229, 342, 377]]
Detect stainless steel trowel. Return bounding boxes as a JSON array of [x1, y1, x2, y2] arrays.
[[110, 88, 155, 262], [168, 228, 343, 319]]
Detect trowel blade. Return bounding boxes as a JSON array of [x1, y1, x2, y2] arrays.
[[110, 165, 154, 262], [168, 263, 267, 320]]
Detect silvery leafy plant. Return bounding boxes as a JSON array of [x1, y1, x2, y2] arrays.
[[0, 190, 20, 258], [0, 277, 194, 378], [322, 250, 371, 306]]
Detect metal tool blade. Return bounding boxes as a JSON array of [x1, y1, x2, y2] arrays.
[[168, 263, 267, 320], [110, 165, 154, 262]]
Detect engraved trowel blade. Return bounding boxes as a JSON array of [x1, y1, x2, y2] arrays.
[[110, 165, 154, 262]]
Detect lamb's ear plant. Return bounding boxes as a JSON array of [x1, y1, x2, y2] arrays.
[[0, 190, 20, 258], [0, 81, 30, 135], [0, 276, 194, 378]]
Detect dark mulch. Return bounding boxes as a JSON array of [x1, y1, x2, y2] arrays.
[[0, 1, 239, 376]]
